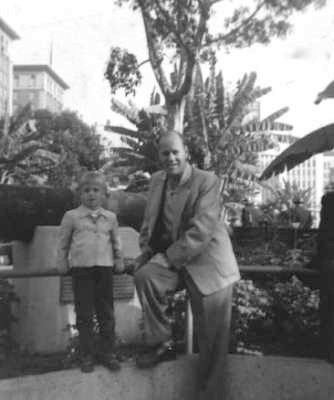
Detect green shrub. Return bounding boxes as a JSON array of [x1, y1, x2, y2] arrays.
[[167, 276, 321, 357], [231, 276, 320, 357], [0, 279, 19, 363]]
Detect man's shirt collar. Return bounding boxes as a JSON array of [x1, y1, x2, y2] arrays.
[[166, 162, 192, 188]]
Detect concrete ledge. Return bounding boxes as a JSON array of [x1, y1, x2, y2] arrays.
[[1, 355, 334, 400]]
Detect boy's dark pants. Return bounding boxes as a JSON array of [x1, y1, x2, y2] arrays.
[[71, 266, 115, 357]]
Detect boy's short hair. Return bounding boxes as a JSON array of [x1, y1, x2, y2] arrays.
[[78, 171, 107, 192]]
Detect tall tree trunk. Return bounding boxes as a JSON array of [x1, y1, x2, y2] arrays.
[[166, 98, 186, 134]]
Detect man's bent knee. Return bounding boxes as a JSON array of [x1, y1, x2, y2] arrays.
[[134, 263, 152, 289]]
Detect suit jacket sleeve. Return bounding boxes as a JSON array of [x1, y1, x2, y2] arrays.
[[166, 172, 221, 270], [137, 178, 155, 264]]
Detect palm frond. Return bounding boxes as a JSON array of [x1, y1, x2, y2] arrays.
[[233, 159, 260, 180], [105, 125, 140, 138], [249, 86, 271, 101], [241, 120, 293, 133], [120, 136, 140, 149], [215, 71, 225, 129], [227, 72, 257, 128], [262, 107, 289, 123], [33, 149, 60, 163], [111, 98, 140, 125]]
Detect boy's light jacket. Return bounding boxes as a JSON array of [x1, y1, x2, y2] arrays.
[[57, 205, 122, 269]]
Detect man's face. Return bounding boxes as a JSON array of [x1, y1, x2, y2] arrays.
[[80, 182, 105, 210], [158, 134, 187, 178]]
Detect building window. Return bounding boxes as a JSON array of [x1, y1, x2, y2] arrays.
[[0, 35, 4, 54], [29, 74, 36, 87]]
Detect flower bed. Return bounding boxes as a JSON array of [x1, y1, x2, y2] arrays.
[[230, 276, 320, 357]]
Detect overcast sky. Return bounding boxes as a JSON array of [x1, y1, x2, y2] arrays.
[[3, 0, 334, 140]]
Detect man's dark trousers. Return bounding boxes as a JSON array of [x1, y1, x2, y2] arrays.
[[71, 266, 115, 356]]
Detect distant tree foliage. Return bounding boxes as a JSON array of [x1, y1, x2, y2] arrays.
[[34, 109, 106, 188]]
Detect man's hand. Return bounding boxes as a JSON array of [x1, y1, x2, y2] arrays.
[[114, 259, 125, 274], [124, 258, 138, 275], [150, 253, 171, 269]]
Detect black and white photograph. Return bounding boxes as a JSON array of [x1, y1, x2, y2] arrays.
[[1, 0, 334, 399]]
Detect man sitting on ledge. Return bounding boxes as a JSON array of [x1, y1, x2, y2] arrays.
[[129, 131, 240, 400]]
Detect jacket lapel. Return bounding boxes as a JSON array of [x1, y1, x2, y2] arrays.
[[170, 165, 193, 240], [171, 185, 191, 240], [148, 173, 166, 233]]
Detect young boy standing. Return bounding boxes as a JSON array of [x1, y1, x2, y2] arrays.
[[57, 171, 124, 373]]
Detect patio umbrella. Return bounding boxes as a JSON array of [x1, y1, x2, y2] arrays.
[[260, 123, 334, 180], [315, 79, 334, 104]]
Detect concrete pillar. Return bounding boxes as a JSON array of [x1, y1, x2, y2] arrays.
[[11, 226, 71, 353], [115, 227, 143, 345]]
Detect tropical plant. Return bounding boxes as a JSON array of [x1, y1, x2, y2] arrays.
[[0, 106, 60, 185], [259, 179, 313, 224], [182, 61, 295, 205], [106, 0, 325, 133], [106, 64, 295, 207], [104, 97, 164, 175]]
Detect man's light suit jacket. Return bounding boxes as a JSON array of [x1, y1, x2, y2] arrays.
[[139, 166, 240, 295]]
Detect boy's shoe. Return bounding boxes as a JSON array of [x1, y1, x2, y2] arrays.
[[97, 352, 121, 371], [79, 355, 95, 373]]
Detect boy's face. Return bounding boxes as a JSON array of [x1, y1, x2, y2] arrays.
[[80, 182, 105, 210]]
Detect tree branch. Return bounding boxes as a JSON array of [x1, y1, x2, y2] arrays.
[[170, 0, 209, 102], [138, 59, 150, 68], [137, 0, 171, 96], [170, 51, 196, 103], [153, 0, 188, 50], [204, 0, 266, 47]]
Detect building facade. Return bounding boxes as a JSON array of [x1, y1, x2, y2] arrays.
[[323, 151, 334, 191], [13, 64, 69, 113], [0, 17, 19, 118], [258, 136, 332, 226]]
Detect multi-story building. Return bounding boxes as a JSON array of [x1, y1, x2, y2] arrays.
[[323, 151, 334, 190], [12, 64, 69, 113], [0, 17, 19, 118], [258, 135, 329, 226]]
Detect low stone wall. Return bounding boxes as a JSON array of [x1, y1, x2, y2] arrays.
[[11, 226, 143, 353], [1, 355, 333, 400]]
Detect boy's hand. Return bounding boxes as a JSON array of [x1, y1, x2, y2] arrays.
[[114, 259, 125, 274], [124, 257, 143, 275]]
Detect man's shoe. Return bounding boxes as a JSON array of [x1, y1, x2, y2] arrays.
[[79, 355, 95, 373], [97, 352, 121, 371], [136, 341, 177, 369]]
